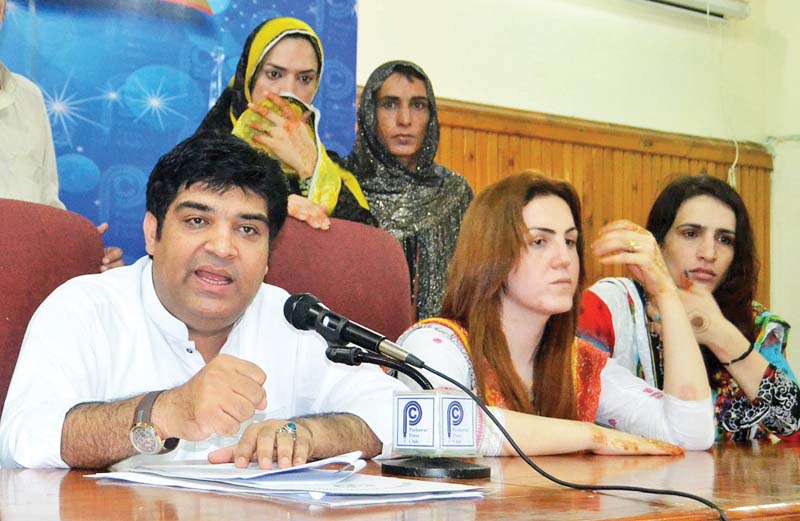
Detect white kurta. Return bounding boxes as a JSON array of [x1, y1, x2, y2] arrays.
[[0, 257, 407, 468], [0, 65, 63, 209]]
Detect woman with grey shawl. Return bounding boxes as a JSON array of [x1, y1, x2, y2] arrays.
[[343, 61, 473, 320]]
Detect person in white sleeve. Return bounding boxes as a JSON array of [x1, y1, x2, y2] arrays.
[[0, 131, 406, 470], [0, 0, 124, 271]]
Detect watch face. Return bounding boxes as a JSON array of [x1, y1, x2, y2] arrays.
[[130, 423, 163, 455]]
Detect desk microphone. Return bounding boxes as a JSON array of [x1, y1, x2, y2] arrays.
[[283, 293, 425, 368], [283, 293, 488, 479]]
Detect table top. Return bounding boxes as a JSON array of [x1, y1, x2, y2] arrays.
[[1, 442, 798, 520]]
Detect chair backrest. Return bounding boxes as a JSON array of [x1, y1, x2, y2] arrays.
[[266, 217, 413, 343], [0, 199, 103, 410]]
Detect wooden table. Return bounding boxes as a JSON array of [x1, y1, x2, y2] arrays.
[[1, 443, 798, 520]]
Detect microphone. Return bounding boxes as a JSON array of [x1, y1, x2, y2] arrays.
[[283, 293, 425, 368], [283, 295, 487, 480]]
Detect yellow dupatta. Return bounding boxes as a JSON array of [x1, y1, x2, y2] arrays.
[[228, 17, 369, 213]]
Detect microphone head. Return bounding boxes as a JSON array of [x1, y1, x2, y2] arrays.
[[283, 293, 324, 330]]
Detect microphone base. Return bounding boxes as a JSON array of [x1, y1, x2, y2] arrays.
[[380, 457, 490, 479]]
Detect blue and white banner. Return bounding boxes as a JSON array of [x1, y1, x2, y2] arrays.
[[0, 0, 357, 261]]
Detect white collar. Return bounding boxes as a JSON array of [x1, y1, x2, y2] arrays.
[[140, 258, 192, 342]]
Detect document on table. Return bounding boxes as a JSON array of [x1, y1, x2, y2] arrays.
[[87, 451, 483, 506]]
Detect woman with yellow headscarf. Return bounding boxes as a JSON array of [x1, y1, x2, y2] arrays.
[[197, 17, 376, 229]]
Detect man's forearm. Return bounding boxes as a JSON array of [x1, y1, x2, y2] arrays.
[[294, 413, 383, 459], [61, 396, 140, 469]]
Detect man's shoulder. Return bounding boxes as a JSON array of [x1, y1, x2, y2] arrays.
[[45, 257, 146, 309], [7, 71, 46, 105], [252, 282, 291, 310], [242, 282, 296, 329]]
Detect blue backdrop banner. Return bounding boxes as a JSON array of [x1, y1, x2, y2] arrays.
[[0, 0, 357, 262]]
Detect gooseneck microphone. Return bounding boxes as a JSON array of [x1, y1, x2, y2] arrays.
[[283, 293, 425, 368]]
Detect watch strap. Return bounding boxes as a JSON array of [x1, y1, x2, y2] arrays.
[[133, 390, 162, 426], [132, 390, 179, 454]]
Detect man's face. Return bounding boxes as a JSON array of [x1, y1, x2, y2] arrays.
[[143, 184, 270, 338]]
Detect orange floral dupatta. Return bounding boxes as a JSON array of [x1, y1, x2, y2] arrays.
[[419, 318, 607, 422]]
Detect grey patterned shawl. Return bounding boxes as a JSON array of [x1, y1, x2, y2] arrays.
[[344, 61, 473, 320]]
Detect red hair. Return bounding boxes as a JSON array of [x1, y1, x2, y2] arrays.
[[441, 171, 585, 419]]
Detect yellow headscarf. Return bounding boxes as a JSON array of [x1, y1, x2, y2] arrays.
[[227, 17, 368, 213], [230, 17, 324, 125]]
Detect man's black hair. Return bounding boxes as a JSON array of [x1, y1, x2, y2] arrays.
[[146, 131, 289, 244]]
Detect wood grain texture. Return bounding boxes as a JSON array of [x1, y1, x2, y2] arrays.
[[2, 443, 797, 520], [434, 97, 773, 305]]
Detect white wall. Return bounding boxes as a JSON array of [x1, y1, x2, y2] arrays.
[[357, 0, 799, 374]]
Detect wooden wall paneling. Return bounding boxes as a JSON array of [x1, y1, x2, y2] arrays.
[[586, 147, 604, 232], [641, 154, 653, 225], [572, 144, 585, 205], [679, 157, 690, 175], [509, 135, 521, 173], [541, 140, 553, 177], [670, 156, 683, 178], [449, 127, 465, 176], [481, 132, 496, 189], [465, 129, 478, 186], [474, 130, 488, 191], [519, 136, 532, 171], [551, 142, 564, 184], [609, 149, 625, 279], [416, 95, 773, 304], [741, 166, 770, 304], [530, 138, 542, 171], [437, 126, 452, 167], [498, 134, 511, 177]]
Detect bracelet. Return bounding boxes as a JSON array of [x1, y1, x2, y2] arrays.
[[722, 343, 755, 366]]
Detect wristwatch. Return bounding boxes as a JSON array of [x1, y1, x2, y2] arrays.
[[130, 390, 179, 455]]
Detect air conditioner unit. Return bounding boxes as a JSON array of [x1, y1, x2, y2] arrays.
[[637, 0, 750, 20]]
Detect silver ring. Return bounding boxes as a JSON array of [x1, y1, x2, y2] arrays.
[[276, 422, 297, 441]]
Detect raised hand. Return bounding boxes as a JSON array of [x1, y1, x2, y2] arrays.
[[248, 93, 318, 179], [592, 220, 676, 298], [154, 354, 267, 441]]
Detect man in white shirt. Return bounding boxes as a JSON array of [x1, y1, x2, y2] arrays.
[[0, 131, 407, 469], [0, 0, 123, 271]]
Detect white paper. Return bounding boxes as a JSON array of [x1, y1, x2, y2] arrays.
[[112, 450, 364, 481], [88, 451, 484, 506], [91, 470, 482, 504]]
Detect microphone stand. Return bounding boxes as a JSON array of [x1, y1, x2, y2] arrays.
[[323, 341, 489, 479], [325, 345, 433, 390]]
